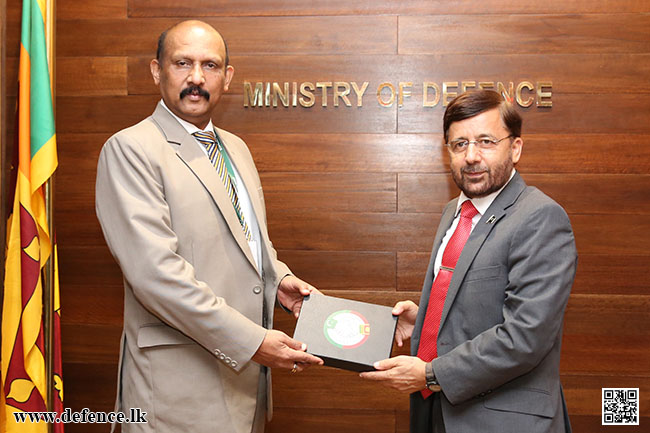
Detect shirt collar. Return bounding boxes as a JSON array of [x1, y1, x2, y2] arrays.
[[455, 169, 517, 217], [160, 99, 215, 135]]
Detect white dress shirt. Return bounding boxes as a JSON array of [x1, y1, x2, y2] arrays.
[[433, 169, 516, 279]]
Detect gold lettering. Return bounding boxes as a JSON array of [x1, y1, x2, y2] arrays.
[[299, 82, 315, 107], [351, 81, 369, 107], [515, 81, 534, 107], [316, 82, 333, 107], [442, 82, 458, 107], [333, 82, 352, 107], [377, 82, 396, 107], [272, 82, 289, 107], [497, 82, 514, 103], [461, 81, 476, 93], [478, 82, 494, 90], [243, 82, 263, 107], [292, 82, 298, 107], [536, 81, 553, 107], [399, 82, 413, 107], [423, 82, 440, 107], [264, 82, 271, 107]]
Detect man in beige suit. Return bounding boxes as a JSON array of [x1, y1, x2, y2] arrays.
[[95, 20, 322, 433]]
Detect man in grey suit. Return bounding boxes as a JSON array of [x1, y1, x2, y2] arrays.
[[361, 90, 577, 433], [95, 20, 322, 433]]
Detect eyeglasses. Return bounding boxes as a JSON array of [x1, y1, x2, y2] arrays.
[[445, 135, 513, 154]]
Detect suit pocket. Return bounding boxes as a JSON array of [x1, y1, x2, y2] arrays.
[[464, 265, 502, 282], [137, 324, 193, 348], [483, 387, 554, 418]]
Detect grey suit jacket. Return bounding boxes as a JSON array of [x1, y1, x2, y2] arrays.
[[410, 173, 577, 433], [96, 103, 291, 433]]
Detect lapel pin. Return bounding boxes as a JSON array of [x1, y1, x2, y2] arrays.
[[486, 215, 496, 224]]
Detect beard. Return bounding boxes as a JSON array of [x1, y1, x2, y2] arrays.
[[180, 85, 211, 101], [451, 154, 514, 198]]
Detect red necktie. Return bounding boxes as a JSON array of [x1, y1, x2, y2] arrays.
[[417, 200, 479, 398]]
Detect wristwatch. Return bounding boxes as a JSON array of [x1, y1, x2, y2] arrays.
[[425, 362, 441, 392]]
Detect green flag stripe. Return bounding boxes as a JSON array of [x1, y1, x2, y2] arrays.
[[21, 0, 55, 159]]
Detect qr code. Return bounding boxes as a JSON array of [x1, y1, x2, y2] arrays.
[[602, 388, 639, 425]]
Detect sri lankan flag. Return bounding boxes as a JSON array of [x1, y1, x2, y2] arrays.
[[1, 0, 64, 432]]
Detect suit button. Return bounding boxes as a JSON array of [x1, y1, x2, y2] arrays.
[[225, 357, 232, 364], [253, 286, 262, 294], [214, 349, 221, 355], [478, 392, 486, 398], [231, 360, 238, 368], [219, 353, 226, 360]]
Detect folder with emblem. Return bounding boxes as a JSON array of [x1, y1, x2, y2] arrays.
[[293, 293, 398, 372]]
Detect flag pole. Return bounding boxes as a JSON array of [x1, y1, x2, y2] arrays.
[[44, 1, 56, 431]]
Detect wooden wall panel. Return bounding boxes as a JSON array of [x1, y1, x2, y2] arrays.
[[1, 0, 647, 431], [57, 57, 128, 96], [399, 14, 650, 55], [57, 16, 397, 57], [58, 0, 127, 19], [129, 0, 650, 16], [278, 250, 396, 290], [267, 408, 395, 433], [259, 173, 397, 213], [129, 53, 650, 96], [399, 173, 650, 215], [57, 95, 398, 134], [398, 94, 650, 133]]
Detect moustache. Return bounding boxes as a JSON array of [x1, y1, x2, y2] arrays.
[[180, 85, 210, 101], [462, 166, 488, 174]]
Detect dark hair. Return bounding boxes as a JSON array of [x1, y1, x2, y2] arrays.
[[443, 90, 522, 142], [156, 23, 230, 67]]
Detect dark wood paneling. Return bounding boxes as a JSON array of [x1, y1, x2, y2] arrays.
[[398, 174, 455, 213], [518, 134, 650, 174], [58, 95, 397, 134], [56, 95, 158, 134], [268, 212, 650, 254], [399, 173, 650, 215], [58, 17, 397, 57], [570, 415, 650, 433], [58, 0, 127, 19], [57, 57, 127, 96], [61, 323, 122, 363], [398, 94, 650, 133], [267, 211, 441, 252], [57, 209, 650, 254], [573, 254, 650, 296], [246, 133, 446, 174], [398, 252, 650, 296], [562, 295, 650, 375], [397, 252, 430, 292], [59, 246, 123, 289], [266, 408, 395, 433], [271, 366, 408, 410], [572, 214, 650, 255], [20, 0, 648, 429], [247, 133, 650, 174], [400, 14, 650, 55], [128, 53, 650, 96], [62, 362, 118, 409], [278, 250, 396, 290], [129, 0, 650, 17], [260, 173, 397, 213], [562, 374, 650, 416]]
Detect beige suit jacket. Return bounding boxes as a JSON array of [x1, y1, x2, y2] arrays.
[[95, 103, 290, 433]]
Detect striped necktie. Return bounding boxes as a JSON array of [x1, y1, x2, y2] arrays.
[[193, 130, 252, 241], [417, 200, 479, 398]]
